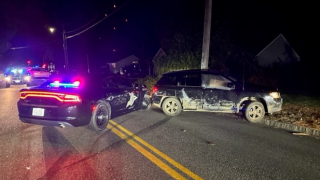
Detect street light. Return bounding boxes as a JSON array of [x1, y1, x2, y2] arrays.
[[49, 27, 55, 33]]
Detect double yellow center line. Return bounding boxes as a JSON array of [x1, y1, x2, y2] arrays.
[[107, 120, 204, 180]]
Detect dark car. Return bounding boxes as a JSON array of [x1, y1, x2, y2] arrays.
[[151, 69, 283, 123], [17, 73, 151, 132]]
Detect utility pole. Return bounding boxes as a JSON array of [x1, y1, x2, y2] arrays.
[[201, 0, 212, 69], [62, 28, 69, 71], [87, 54, 90, 73]]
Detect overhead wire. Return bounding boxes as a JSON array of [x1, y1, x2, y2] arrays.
[[66, 0, 133, 39], [9, 0, 133, 50], [10, 39, 62, 50]]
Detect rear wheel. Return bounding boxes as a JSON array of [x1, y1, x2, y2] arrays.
[[89, 101, 111, 132], [244, 101, 265, 123], [162, 97, 182, 116]]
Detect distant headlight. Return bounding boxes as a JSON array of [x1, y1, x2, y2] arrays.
[[270, 92, 280, 99], [24, 76, 31, 81], [5, 76, 11, 81]]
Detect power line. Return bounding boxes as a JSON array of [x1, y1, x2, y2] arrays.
[[66, 0, 133, 39], [9, 0, 132, 50], [10, 39, 62, 50]]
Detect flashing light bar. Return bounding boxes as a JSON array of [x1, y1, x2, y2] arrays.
[[10, 69, 23, 74], [49, 81, 81, 88], [11, 69, 17, 74]]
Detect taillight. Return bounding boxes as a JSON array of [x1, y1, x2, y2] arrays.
[[91, 105, 97, 113], [152, 86, 158, 94], [64, 94, 81, 102], [19, 91, 81, 103]]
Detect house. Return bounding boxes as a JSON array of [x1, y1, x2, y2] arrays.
[[152, 48, 167, 62], [249, 34, 301, 89], [254, 34, 300, 67], [107, 55, 140, 74]]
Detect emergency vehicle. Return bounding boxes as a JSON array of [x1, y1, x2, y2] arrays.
[[3, 67, 29, 88]]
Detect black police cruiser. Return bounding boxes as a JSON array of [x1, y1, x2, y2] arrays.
[[17, 72, 151, 132]]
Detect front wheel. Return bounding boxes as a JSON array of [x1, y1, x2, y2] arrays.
[[140, 94, 151, 111], [244, 101, 265, 123], [162, 97, 182, 116], [89, 101, 111, 132]]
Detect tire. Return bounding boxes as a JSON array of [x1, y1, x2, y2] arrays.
[[162, 97, 182, 116], [89, 101, 111, 132], [5, 82, 10, 88], [140, 94, 151, 111], [244, 101, 265, 123]]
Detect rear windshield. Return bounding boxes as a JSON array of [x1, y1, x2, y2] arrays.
[[30, 68, 48, 72]]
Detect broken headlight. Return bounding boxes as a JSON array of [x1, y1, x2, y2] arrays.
[[269, 92, 280, 99]]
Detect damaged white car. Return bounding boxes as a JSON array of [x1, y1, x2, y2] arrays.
[[151, 69, 283, 123]]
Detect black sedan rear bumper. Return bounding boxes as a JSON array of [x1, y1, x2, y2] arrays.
[[19, 117, 76, 127], [17, 101, 91, 127]]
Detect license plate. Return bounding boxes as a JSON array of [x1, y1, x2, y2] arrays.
[[32, 108, 45, 116], [14, 80, 21, 83]]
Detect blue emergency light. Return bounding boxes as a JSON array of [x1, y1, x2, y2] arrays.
[[49, 81, 80, 88], [10, 69, 23, 74]]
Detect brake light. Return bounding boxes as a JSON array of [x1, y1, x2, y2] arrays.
[[64, 94, 81, 102], [152, 86, 158, 94], [20, 91, 81, 102], [91, 105, 97, 113]]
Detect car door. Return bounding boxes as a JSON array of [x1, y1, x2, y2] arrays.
[[176, 72, 203, 110], [201, 73, 237, 112], [102, 76, 137, 116]]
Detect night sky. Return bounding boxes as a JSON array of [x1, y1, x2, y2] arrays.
[[0, 0, 318, 71]]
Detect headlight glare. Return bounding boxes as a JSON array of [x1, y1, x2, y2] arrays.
[[270, 92, 280, 98], [24, 76, 30, 81]]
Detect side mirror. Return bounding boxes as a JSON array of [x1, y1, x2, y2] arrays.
[[133, 83, 140, 89], [227, 83, 235, 89]]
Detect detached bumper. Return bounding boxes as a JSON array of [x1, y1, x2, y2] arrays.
[[267, 98, 283, 114]]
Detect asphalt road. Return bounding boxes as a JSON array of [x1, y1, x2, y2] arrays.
[[1, 85, 320, 180]]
